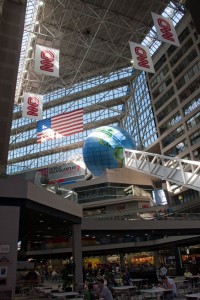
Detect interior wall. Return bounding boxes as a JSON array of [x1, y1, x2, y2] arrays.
[[0, 206, 20, 300]]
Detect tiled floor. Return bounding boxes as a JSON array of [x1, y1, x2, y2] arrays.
[[14, 291, 192, 300], [14, 280, 200, 300]]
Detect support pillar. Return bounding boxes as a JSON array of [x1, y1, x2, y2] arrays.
[[174, 247, 184, 276], [72, 224, 83, 290], [0, 0, 27, 166], [0, 206, 20, 300]]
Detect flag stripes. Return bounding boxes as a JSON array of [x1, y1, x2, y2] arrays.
[[37, 109, 83, 143]]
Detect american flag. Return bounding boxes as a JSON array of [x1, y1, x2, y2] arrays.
[[37, 108, 83, 143]]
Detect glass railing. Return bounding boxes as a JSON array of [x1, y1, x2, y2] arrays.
[[83, 209, 200, 221]]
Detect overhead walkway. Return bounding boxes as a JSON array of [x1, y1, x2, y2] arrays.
[[124, 149, 200, 192]]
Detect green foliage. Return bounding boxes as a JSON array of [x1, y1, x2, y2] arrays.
[[61, 263, 74, 290]]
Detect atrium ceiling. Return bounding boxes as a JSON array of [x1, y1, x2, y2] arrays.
[[18, 0, 183, 97]]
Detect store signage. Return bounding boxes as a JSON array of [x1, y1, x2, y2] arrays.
[[129, 41, 155, 73], [22, 93, 43, 120], [34, 45, 60, 77], [39, 162, 86, 183], [151, 12, 180, 47], [0, 245, 10, 254]]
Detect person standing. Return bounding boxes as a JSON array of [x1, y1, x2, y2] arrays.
[[98, 278, 113, 300], [159, 263, 167, 277]]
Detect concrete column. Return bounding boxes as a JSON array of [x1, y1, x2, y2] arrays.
[[0, 206, 20, 300], [174, 247, 184, 276], [153, 251, 160, 268], [72, 224, 83, 290], [0, 0, 27, 165]]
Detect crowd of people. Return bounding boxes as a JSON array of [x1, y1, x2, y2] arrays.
[[20, 262, 200, 299], [80, 263, 200, 300]]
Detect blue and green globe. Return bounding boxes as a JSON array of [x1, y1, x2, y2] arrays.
[[83, 126, 136, 176]]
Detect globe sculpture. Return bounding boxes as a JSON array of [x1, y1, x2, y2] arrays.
[[83, 126, 136, 176]]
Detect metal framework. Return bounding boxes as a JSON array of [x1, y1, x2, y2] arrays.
[[125, 149, 200, 192], [8, 0, 185, 172]]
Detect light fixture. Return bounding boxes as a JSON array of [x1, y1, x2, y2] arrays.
[[39, 1, 44, 6]]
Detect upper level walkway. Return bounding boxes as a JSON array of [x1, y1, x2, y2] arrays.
[[124, 149, 200, 192]]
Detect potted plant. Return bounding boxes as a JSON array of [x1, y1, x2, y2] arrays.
[[61, 263, 74, 292]]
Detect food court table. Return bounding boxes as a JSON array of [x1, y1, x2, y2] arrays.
[[112, 286, 137, 299], [140, 287, 172, 299], [34, 286, 53, 296], [185, 293, 200, 300], [51, 291, 79, 299], [174, 279, 189, 294], [187, 276, 200, 288]]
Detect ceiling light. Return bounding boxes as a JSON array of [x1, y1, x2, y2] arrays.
[[39, 1, 44, 6]]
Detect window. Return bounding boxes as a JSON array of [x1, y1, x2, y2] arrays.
[[183, 95, 200, 116], [190, 129, 200, 145], [157, 99, 177, 122], [162, 125, 184, 147], [193, 147, 200, 160], [159, 112, 182, 135], [179, 27, 190, 43], [179, 77, 200, 102], [173, 49, 197, 78], [150, 65, 169, 89], [154, 55, 166, 72], [170, 38, 193, 66], [165, 139, 187, 156], [176, 61, 200, 90], [154, 87, 175, 110]]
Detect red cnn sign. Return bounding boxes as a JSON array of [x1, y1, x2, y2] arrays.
[[27, 96, 39, 117], [22, 93, 43, 120], [40, 50, 55, 73], [151, 12, 180, 47], [129, 41, 155, 73], [34, 45, 59, 77], [158, 18, 175, 43], [135, 46, 150, 69]]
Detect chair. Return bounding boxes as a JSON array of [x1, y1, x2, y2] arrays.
[[177, 279, 192, 295]]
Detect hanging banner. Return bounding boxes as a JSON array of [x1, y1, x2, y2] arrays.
[[22, 93, 43, 120], [129, 41, 155, 73], [151, 12, 180, 47], [38, 161, 86, 183], [34, 45, 60, 77]]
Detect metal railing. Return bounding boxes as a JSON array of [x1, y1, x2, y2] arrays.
[[124, 149, 200, 192]]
